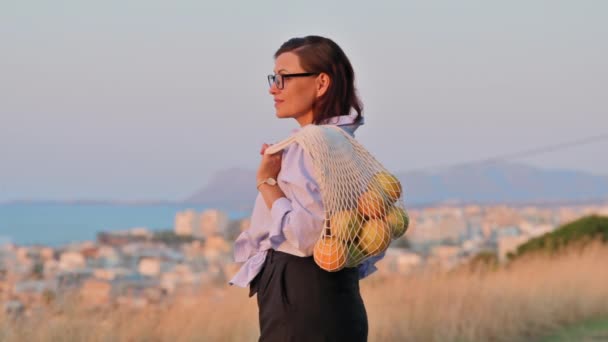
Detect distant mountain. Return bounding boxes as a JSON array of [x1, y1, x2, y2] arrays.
[[397, 161, 608, 205], [184, 162, 608, 209], [184, 167, 258, 211]]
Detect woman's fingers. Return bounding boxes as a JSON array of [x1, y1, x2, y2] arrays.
[[260, 143, 273, 155]]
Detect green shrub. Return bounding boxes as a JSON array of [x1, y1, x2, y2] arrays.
[[152, 230, 200, 245], [465, 250, 499, 272], [509, 215, 608, 260]]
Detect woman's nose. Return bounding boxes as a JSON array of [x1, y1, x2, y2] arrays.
[[269, 84, 279, 95]]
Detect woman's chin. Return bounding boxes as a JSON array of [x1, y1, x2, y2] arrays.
[[275, 111, 291, 119]]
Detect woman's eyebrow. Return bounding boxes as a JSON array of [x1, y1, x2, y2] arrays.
[[274, 68, 289, 74]]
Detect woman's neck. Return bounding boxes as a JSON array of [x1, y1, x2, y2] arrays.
[[296, 111, 315, 127]]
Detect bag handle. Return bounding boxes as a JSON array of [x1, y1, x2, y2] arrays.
[[264, 135, 297, 155]]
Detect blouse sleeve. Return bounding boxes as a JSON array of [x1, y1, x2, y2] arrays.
[[357, 250, 386, 279], [266, 143, 325, 256]]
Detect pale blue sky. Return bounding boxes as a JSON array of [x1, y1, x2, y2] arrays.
[[1, 0, 607, 202]]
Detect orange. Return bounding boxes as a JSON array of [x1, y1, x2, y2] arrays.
[[357, 189, 389, 219], [313, 236, 347, 272]]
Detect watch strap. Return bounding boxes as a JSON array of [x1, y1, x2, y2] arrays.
[[256, 177, 277, 190]]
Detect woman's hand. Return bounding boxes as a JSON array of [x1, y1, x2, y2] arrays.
[[256, 143, 286, 209], [256, 143, 282, 182]]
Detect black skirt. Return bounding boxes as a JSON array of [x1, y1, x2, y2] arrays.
[[249, 249, 368, 342]]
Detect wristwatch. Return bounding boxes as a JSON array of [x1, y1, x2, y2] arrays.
[[256, 177, 277, 190]]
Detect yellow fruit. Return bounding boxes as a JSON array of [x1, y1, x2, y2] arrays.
[[385, 206, 409, 239], [330, 210, 362, 242], [345, 243, 366, 268], [357, 189, 389, 219], [313, 236, 347, 272], [358, 219, 391, 256], [370, 171, 402, 203]]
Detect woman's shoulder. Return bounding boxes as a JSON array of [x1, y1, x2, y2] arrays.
[[278, 142, 316, 185], [281, 141, 310, 168]]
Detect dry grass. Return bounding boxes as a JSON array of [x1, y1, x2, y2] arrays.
[[2, 242, 608, 342], [0, 288, 259, 342], [364, 241, 608, 342]]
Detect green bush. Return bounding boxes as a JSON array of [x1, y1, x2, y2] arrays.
[[509, 215, 608, 260], [152, 230, 200, 245], [464, 250, 499, 273]]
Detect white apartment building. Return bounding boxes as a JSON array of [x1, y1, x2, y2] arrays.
[[174, 210, 199, 236]]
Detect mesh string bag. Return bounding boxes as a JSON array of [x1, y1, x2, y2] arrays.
[[266, 124, 410, 272]]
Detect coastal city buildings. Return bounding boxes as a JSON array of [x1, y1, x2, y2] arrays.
[[2, 203, 607, 315]]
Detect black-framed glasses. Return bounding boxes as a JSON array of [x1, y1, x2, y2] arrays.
[[267, 73, 319, 89]]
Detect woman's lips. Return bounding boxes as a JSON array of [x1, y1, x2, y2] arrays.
[[274, 99, 284, 107]]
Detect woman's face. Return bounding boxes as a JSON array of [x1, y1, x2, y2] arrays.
[[269, 52, 318, 126]]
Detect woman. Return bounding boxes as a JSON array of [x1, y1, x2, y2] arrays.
[[230, 35, 384, 342]]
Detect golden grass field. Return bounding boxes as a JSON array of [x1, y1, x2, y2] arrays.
[[2, 241, 607, 342]]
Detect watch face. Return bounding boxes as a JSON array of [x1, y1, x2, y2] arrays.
[[267, 178, 277, 186]]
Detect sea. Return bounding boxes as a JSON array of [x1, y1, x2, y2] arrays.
[[0, 202, 250, 247]]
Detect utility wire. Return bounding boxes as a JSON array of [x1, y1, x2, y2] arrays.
[[414, 133, 608, 172]]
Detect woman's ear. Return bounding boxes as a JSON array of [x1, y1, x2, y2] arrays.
[[316, 73, 331, 98]]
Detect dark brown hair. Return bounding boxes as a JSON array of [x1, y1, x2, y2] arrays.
[[275, 36, 363, 125]]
